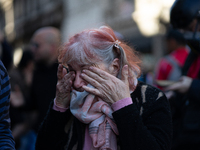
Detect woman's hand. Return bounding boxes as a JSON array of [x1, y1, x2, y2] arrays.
[[81, 65, 130, 105], [55, 64, 75, 108]]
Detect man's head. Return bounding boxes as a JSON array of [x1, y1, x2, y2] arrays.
[[170, 0, 200, 53], [31, 27, 61, 65], [170, 0, 200, 31], [165, 29, 186, 53]]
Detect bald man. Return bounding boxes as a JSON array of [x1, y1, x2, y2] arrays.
[[31, 27, 60, 65], [29, 27, 61, 133]]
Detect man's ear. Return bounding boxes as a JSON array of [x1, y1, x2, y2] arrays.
[[109, 58, 120, 76]]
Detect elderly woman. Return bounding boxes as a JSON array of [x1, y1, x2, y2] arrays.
[[35, 26, 172, 150]]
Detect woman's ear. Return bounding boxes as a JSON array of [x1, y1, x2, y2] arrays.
[[109, 58, 120, 76]]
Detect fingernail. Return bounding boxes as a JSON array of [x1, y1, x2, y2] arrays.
[[89, 66, 93, 70], [81, 73, 84, 77]]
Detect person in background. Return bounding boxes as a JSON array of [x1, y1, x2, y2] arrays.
[[138, 54, 156, 86], [29, 26, 61, 133], [0, 60, 15, 149], [165, 0, 200, 149], [154, 29, 189, 91], [0, 30, 13, 71], [35, 26, 172, 150], [9, 49, 35, 150]]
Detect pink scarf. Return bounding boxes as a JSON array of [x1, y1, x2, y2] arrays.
[[70, 85, 119, 150]]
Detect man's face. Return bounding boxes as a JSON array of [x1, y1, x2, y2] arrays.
[[30, 33, 51, 63], [184, 19, 200, 32], [166, 39, 177, 53]]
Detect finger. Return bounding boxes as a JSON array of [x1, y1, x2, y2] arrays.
[[63, 68, 67, 76], [57, 64, 64, 80], [63, 72, 75, 86], [121, 65, 129, 85], [82, 69, 104, 83], [81, 72, 102, 88], [62, 64, 69, 73], [64, 80, 73, 92], [82, 85, 101, 96], [56, 73, 74, 93], [88, 67, 110, 80]]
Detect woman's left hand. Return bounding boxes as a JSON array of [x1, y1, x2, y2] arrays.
[[81, 65, 130, 105]]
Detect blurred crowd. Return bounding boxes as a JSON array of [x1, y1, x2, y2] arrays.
[[0, 27, 60, 150]]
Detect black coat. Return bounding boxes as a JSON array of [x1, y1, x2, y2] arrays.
[[30, 62, 58, 132], [35, 81, 172, 150], [171, 51, 200, 150]]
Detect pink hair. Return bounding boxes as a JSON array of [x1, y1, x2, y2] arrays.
[[58, 26, 141, 90]]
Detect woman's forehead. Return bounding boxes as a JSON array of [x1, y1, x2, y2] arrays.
[[67, 62, 103, 70]]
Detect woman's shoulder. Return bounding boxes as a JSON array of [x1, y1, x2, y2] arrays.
[[133, 81, 167, 103]]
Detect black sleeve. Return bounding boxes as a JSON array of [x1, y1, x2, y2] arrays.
[[1, 39, 13, 70], [35, 102, 72, 150], [188, 79, 200, 105], [113, 91, 172, 150]]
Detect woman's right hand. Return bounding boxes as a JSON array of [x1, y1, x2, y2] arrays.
[[55, 64, 75, 108]]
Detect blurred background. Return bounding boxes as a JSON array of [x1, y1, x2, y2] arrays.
[[0, 0, 175, 68]]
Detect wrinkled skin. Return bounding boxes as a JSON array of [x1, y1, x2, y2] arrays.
[[55, 64, 131, 108], [55, 64, 75, 108], [81, 65, 130, 105]]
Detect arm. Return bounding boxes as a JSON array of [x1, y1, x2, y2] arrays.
[[165, 76, 200, 105], [0, 60, 15, 149], [35, 101, 73, 150], [113, 88, 172, 150], [35, 64, 75, 150], [188, 79, 200, 104]]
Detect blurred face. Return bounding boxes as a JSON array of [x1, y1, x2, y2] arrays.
[[185, 19, 200, 32], [67, 62, 108, 92], [166, 39, 177, 53], [30, 33, 51, 63]]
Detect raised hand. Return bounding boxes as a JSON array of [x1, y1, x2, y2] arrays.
[[55, 64, 75, 108], [81, 65, 130, 105]]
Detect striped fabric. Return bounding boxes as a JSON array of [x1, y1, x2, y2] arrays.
[[0, 60, 15, 149]]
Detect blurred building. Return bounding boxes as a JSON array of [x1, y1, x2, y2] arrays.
[[0, 0, 63, 47], [0, 0, 174, 67]]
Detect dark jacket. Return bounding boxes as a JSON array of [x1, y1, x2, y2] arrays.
[[0, 60, 15, 149], [35, 82, 172, 150], [30, 62, 58, 132], [171, 51, 200, 150]]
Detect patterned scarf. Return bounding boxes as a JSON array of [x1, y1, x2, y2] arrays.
[[70, 85, 119, 150]]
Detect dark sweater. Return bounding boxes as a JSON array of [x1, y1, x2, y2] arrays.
[[35, 81, 173, 150], [30, 62, 58, 132], [0, 60, 15, 149]]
